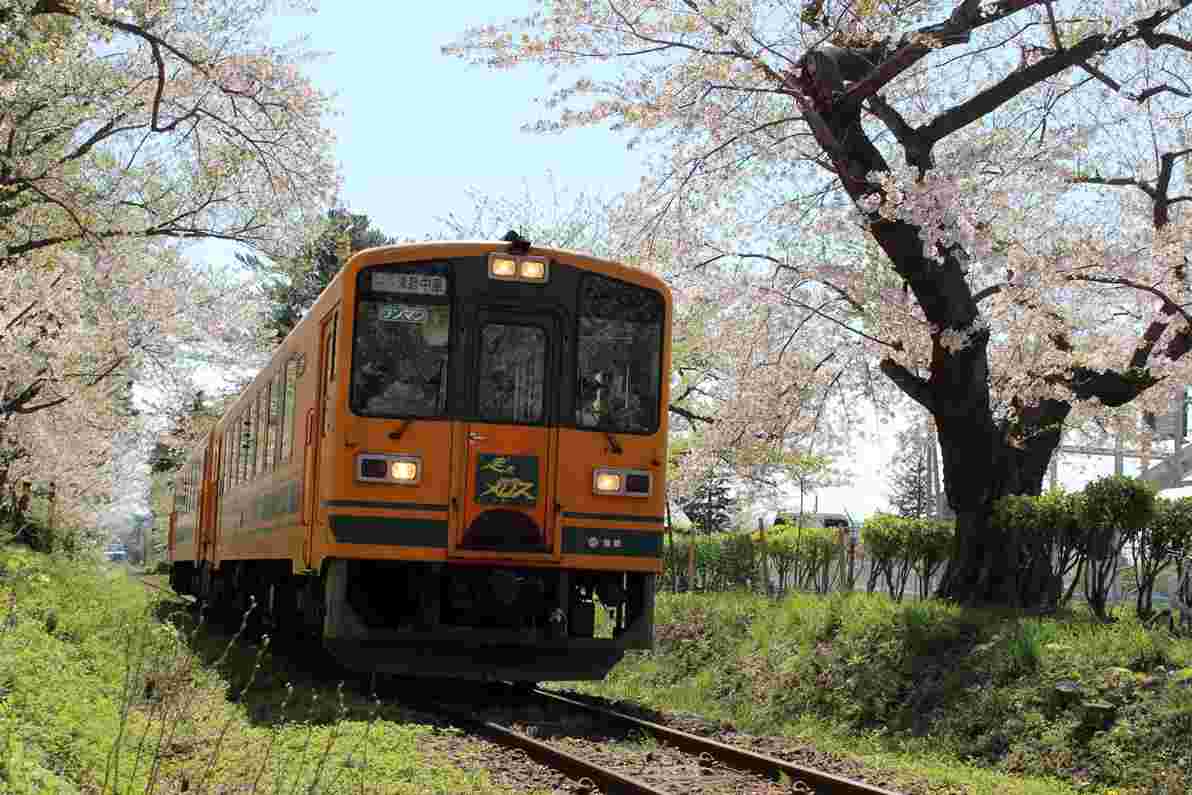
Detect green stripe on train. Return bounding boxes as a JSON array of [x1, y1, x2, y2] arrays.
[[328, 514, 449, 546]]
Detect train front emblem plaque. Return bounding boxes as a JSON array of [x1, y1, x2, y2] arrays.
[[475, 454, 539, 505]]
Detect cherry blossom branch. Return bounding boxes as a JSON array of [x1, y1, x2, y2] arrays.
[[1134, 84, 1192, 103], [1140, 30, 1192, 53], [1074, 174, 1158, 199], [768, 287, 904, 351], [669, 403, 715, 425], [919, 4, 1189, 146], [866, 94, 933, 171], [879, 357, 934, 412], [842, 0, 1045, 110], [605, 0, 746, 61]]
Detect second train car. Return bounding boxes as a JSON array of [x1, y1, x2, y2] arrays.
[[168, 236, 672, 681]]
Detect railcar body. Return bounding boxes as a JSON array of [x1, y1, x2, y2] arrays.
[[167, 240, 671, 681]]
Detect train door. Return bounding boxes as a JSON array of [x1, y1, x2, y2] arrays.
[[450, 308, 560, 560], [304, 307, 339, 566]]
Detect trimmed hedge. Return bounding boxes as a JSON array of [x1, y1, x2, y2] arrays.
[[860, 514, 953, 601], [991, 476, 1192, 620], [659, 475, 1191, 616], [660, 525, 844, 595]]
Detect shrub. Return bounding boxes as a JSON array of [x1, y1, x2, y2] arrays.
[[1130, 497, 1192, 620], [1081, 476, 1157, 620], [991, 490, 1085, 610], [860, 514, 953, 601]]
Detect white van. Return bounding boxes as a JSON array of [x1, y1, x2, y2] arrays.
[[772, 512, 854, 532], [1157, 484, 1192, 501]]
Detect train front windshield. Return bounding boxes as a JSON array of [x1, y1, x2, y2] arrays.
[[350, 262, 451, 418], [575, 274, 664, 434]]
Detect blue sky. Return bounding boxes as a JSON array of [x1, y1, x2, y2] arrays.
[[265, 3, 647, 239]]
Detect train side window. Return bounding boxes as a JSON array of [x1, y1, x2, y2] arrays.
[[249, 398, 260, 481], [328, 314, 338, 383], [230, 422, 239, 487], [281, 357, 297, 463], [323, 312, 338, 437], [268, 372, 282, 469], [240, 410, 252, 484], [256, 386, 270, 477]]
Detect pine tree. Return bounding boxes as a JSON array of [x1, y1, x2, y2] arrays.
[[681, 471, 738, 534], [147, 391, 223, 474], [887, 425, 933, 519], [239, 208, 393, 341]]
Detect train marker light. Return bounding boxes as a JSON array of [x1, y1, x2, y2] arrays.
[[594, 470, 623, 494]]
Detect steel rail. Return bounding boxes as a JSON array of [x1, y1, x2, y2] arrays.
[[535, 689, 905, 795], [431, 701, 670, 795]]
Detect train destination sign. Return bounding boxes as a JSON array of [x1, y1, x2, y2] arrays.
[[372, 272, 447, 296]]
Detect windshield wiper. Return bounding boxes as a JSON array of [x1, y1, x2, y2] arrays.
[[604, 430, 623, 454], [390, 420, 412, 441]]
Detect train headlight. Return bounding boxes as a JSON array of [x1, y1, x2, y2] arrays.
[[390, 460, 419, 482], [518, 258, 546, 280], [490, 257, 517, 278], [357, 454, 421, 485], [488, 253, 549, 283], [594, 470, 623, 494], [593, 468, 652, 497]]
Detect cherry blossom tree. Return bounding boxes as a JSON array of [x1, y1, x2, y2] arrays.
[[449, 0, 1192, 605], [0, 0, 335, 524]]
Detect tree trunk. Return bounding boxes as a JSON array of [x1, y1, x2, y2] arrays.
[[933, 404, 1067, 607], [1061, 558, 1085, 608]]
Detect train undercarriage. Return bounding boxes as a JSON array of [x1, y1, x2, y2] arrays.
[[169, 559, 655, 681]]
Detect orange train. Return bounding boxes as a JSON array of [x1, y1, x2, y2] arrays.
[[168, 237, 672, 681]]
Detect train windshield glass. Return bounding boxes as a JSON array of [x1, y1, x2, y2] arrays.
[[351, 263, 451, 418], [576, 274, 664, 434], [477, 323, 547, 423]]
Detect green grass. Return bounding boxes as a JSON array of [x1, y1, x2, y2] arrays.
[[0, 545, 537, 794], [562, 590, 1192, 795]]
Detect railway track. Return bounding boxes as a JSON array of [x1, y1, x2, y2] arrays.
[[135, 574, 903, 794], [423, 683, 904, 795]]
